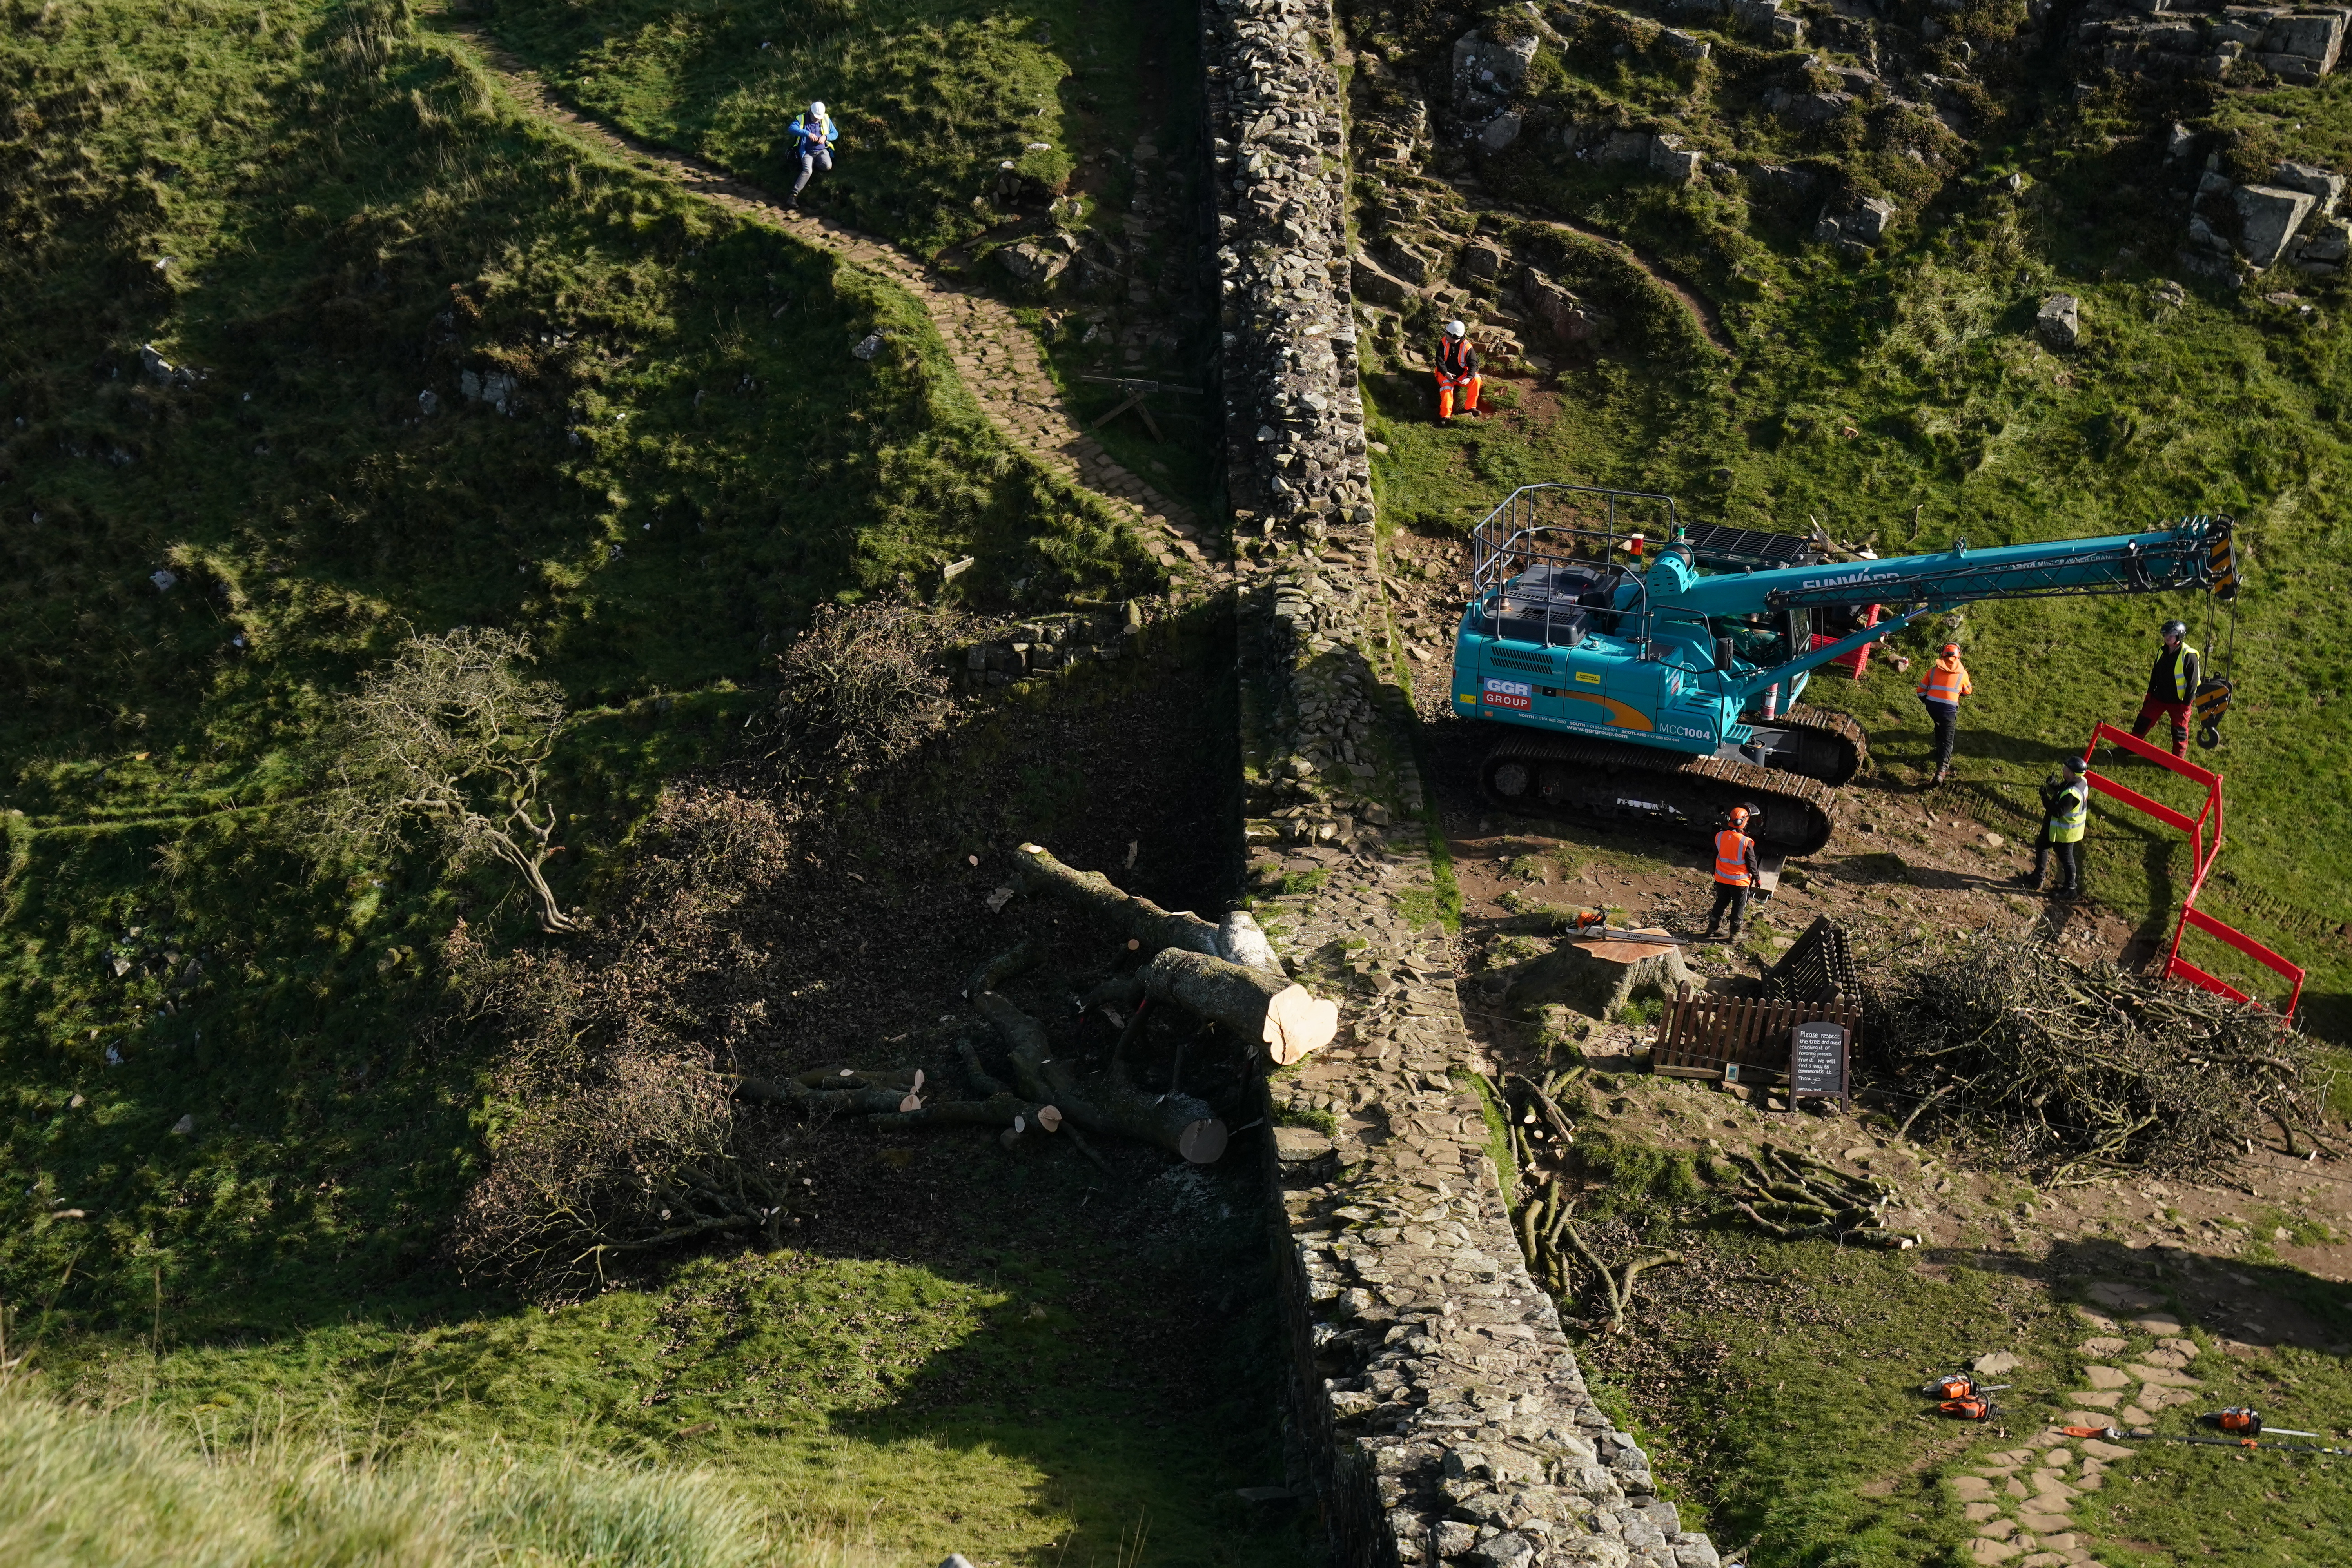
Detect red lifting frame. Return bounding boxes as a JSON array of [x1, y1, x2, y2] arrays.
[[2078, 723, 2304, 1024]]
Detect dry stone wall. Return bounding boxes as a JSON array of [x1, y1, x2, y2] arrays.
[[1201, 3, 1720, 1565]]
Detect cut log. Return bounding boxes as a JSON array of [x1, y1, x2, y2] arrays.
[[1504, 934, 1696, 1020], [1013, 843, 1223, 956], [972, 989, 1228, 1162], [965, 939, 1042, 998], [1091, 947, 1339, 1065]]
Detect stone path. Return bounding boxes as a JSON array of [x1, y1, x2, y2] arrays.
[[439, 20, 1224, 580], [1954, 1313, 2205, 1565]]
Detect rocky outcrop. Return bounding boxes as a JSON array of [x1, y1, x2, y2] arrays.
[[2235, 183, 2316, 267], [1812, 196, 1897, 251], [2181, 156, 2349, 277], [1205, 2, 1723, 1564], [1454, 28, 1542, 118], [2076, 2, 2350, 82]]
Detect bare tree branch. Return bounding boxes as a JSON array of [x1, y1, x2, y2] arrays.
[[302, 626, 582, 933]]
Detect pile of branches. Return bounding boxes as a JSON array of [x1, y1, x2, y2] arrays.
[[1865, 931, 2341, 1176], [1714, 1143, 1917, 1249], [767, 600, 971, 786], [445, 786, 801, 1298], [1494, 1069, 1685, 1335]]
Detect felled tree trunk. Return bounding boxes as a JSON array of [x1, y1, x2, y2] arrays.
[[1013, 843, 1223, 955], [1088, 947, 1339, 1066], [738, 848, 1337, 1167], [973, 990, 1228, 1163]]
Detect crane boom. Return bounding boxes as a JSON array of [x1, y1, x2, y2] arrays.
[[1649, 515, 2238, 618], [1448, 486, 2241, 857]]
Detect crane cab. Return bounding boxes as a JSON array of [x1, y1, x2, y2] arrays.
[[1450, 489, 1831, 760]]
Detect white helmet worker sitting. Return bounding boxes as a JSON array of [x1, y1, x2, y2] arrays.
[[1433, 319, 1481, 422], [787, 100, 839, 207]]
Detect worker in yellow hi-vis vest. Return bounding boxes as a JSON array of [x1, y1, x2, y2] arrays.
[[1915, 641, 1972, 787], [2014, 754, 2090, 899], [2129, 619, 2200, 759]]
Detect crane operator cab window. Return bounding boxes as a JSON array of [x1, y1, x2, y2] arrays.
[[1815, 602, 1869, 640], [1471, 563, 1634, 647], [1710, 608, 1811, 670]]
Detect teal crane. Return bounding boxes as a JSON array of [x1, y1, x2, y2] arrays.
[[1448, 487, 2239, 855]]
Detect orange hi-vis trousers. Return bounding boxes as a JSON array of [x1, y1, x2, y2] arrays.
[[1434, 369, 1481, 419]]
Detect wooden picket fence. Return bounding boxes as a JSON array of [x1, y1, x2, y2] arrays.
[[1651, 985, 1863, 1083]]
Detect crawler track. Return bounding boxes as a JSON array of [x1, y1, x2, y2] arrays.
[[1481, 731, 1841, 857], [1766, 703, 1867, 787]]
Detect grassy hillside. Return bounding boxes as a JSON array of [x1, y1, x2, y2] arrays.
[[1343, 0, 2352, 1032], [0, 1374, 849, 1568], [479, 0, 1179, 256], [0, 0, 1149, 1318], [475, 0, 1228, 517], [0, 2, 1307, 1559]]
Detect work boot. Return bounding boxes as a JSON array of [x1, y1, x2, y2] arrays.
[[1931, 764, 1951, 786], [2009, 871, 2041, 889]]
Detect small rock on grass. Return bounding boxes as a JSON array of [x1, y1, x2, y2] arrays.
[[1972, 1350, 2022, 1375]]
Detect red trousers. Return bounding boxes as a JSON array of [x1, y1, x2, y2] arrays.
[[2133, 696, 2192, 757], [1435, 371, 1481, 420]]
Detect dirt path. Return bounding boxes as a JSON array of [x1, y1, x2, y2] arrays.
[[439, 20, 1227, 581], [1528, 213, 1736, 356]]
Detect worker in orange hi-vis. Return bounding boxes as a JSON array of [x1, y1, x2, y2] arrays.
[[1915, 641, 1972, 787], [1433, 320, 1481, 422], [1699, 804, 1762, 944]]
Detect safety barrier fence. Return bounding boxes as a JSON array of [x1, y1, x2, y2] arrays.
[[2080, 721, 2304, 1022]]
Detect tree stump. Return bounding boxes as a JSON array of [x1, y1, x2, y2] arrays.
[[1504, 934, 1695, 1020]]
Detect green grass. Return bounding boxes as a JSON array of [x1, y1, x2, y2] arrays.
[[1344, 0, 2352, 1035], [1561, 1128, 2352, 1566], [0, 1373, 841, 1567], [480, 0, 1174, 257], [22, 1127, 1310, 1564], [0, 1, 1283, 1557], [0, 0, 1151, 1319], [479, 0, 1227, 518]]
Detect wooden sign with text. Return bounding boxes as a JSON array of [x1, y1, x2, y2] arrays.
[[1788, 1020, 1849, 1111]]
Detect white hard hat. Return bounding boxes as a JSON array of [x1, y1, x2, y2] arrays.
[[1445, 320, 1467, 338], [809, 101, 827, 118]]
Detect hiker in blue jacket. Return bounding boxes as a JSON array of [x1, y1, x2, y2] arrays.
[[786, 101, 838, 207]]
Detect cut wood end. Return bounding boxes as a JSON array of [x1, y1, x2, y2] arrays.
[[1179, 1118, 1229, 1165], [1263, 985, 1341, 1067], [911, 1068, 925, 1093], [1037, 1105, 1063, 1132], [1020, 843, 1046, 855], [1126, 938, 1141, 950], [1013, 1114, 1027, 1134], [899, 1093, 922, 1113]]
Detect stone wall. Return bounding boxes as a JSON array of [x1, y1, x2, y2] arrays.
[[1200, 2, 1721, 1564]]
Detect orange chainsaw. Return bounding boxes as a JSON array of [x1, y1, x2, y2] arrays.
[[1922, 1372, 2008, 1421], [1561, 908, 1691, 944]]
